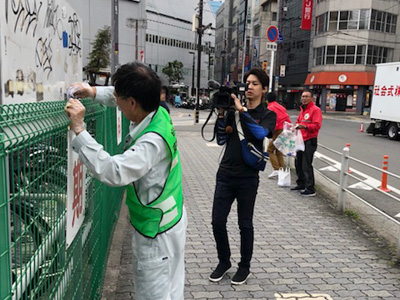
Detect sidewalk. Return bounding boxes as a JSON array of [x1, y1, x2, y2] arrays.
[[102, 108, 400, 300]]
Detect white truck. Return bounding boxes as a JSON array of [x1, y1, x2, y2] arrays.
[[367, 62, 400, 140]]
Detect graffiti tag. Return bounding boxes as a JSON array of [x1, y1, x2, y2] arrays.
[[35, 37, 53, 79]]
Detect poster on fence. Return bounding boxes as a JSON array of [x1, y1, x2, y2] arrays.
[[66, 130, 87, 248], [0, 0, 82, 105]]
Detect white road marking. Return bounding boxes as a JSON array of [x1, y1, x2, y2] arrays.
[[315, 151, 400, 196], [319, 166, 339, 172], [348, 181, 373, 190]]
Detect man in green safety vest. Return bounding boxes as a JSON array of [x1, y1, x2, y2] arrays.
[[65, 62, 187, 299]]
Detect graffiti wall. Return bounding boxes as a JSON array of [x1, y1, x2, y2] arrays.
[[0, 0, 82, 104]]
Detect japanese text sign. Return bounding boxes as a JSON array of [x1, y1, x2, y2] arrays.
[[301, 0, 313, 30], [67, 130, 87, 248]]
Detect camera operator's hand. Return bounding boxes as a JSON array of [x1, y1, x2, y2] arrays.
[[231, 93, 243, 112]]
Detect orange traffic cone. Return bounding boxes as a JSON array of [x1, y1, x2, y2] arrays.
[[379, 155, 391, 192], [359, 123, 364, 132]]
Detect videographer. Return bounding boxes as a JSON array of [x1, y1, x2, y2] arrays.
[[209, 68, 276, 285]]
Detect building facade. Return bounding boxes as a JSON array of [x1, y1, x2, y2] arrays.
[[69, 0, 215, 89], [306, 0, 400, 114], [279, 0, 311, 108], [145, 0, 215, 88]]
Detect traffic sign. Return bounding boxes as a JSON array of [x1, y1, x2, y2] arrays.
[[266, 42, 277, 51], [277, 30, 284, 42], [266, 25, 278, 43]]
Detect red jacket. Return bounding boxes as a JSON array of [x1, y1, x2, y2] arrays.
[[267, 101, 291, 131], [296, 101, 322, 141]]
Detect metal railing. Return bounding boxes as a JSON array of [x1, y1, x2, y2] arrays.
[[316, 143, 400, 258], [0, 100, 129, 300]]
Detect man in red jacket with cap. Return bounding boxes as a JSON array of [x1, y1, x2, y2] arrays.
[[291, 90, 322, 196], [266, 92, 291, 178]]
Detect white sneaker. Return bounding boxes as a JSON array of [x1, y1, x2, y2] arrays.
[[268, 170, 279, 178]]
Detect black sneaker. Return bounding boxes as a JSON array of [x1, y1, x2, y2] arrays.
[[231, 267, 251, 285], [290, 186, 305, 191], [301, 189, 316, 197], [209, 263, 231, 282]]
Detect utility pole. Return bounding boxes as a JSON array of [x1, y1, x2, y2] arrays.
[[241, 0, 249, 82], [111, 0, 119, 74], [189, 51, 196, 95], [274, 0, 283, 93], [195, 0, 203, 124]]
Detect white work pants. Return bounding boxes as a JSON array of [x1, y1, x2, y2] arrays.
[[131, 206, 187, 300]]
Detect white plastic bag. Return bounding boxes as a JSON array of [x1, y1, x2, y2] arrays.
[[273, 122, 296, 156], [294, 130, 305, 152], [277, 167, 291, 187]]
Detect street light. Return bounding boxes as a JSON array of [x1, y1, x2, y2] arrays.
[[189, 51, 195, 96]]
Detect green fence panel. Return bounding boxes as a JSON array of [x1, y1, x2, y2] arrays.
[[0, 133, 12, 300], [0, 100, 129, 300]]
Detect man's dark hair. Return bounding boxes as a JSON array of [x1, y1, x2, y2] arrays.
[[112, 62, 161, 112], [243, 67, 269, 89], [266, 92, 277, 102], [302, 89, 314, 97]]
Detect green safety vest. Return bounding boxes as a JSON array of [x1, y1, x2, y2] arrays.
[[125, 107, 183, 238]]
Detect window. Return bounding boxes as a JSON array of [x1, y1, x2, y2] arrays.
[[359, 9, 370, 29], [336, 45, 345, 64], [356, 45, 366, 64], [272, 12, 277, 21], [370, 10, 397, 33], [326, 46, 335, 64], [315, 45, 375, 66], [348, 10, 359, 29], [315, 13, 327, 34], [367, 45, 393, 65], [338, 11, 349, 30], [346, 46, 356, 64], [314, 47, 325, 65], [329, 11, 338, 31]]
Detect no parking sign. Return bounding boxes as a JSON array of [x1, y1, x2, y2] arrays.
[[266, 26, 278, 43]]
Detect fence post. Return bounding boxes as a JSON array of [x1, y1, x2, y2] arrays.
[[0, 133, 12, 300], [338, 145, 350, 212]]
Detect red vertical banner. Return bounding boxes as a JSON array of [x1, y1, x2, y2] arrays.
[[301, 0, 313, 30]]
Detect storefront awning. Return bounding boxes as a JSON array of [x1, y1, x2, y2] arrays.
[[304, 72, 375, 86]]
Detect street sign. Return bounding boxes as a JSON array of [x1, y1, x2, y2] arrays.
[[266, 25, 279, 43], [277, 30, 284, 42], [266, 42, 277, 51]]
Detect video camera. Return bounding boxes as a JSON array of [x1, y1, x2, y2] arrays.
[[208, 80, 248, 109]]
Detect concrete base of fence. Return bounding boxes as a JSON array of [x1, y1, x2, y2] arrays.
[[314, 170, 400, 259], [102, 193, 129, 300]]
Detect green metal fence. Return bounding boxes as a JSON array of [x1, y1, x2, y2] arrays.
[[0, 100, 129, 300]]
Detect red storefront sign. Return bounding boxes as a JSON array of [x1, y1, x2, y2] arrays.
[[301, 0, 313, 30]]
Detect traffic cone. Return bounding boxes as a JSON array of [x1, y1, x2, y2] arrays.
[[379, 155, 391, 192], [359, 123, 364, 132]]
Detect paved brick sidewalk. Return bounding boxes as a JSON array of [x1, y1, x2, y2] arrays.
[[104, 119, 400, 300]]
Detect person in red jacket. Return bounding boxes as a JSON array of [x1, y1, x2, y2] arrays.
[[266, 92, 291, 178], [291, 90, 322, 196]]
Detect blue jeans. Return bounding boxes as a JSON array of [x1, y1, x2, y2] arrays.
[[212, 172, 259, 270]]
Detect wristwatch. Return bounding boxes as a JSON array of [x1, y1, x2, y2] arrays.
[[239, 107, 248, 114]]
